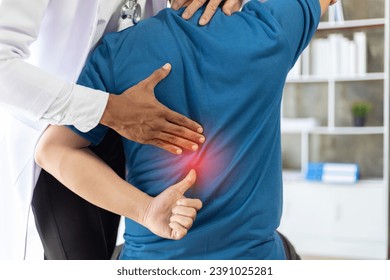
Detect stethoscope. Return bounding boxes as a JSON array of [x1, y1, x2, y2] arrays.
[[121, 0, 142, 24]]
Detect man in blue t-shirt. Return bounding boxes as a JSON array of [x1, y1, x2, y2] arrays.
[[35, 0, 336, 259]]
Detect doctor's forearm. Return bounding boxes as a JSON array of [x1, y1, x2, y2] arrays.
[[0, 59, 67, 121], [0, 58, 107, 131], [0, 0, 106, 130], [0, 0, 61, 120]]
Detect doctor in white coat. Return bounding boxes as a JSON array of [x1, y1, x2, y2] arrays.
[[0, 0, 243, 259]]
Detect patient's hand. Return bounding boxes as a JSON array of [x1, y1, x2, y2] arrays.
[[141, 169, 203, 240], [172, 0, 243, 26]]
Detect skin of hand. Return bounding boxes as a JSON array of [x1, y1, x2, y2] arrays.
[[171, 0, 243, 26], [142, 169, 203, 240], [100, 63, 205, 155]]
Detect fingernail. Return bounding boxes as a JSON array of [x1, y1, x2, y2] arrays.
[[197, 127, 203, 133], [199, 18, 207, 26], [176, 149, 182, 155], [192, 145, 198, 151], [199, 137, 205, 143], [163, 63, 171, 70]]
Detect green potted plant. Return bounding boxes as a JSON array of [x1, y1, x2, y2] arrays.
[[351, 101, 373, 127]]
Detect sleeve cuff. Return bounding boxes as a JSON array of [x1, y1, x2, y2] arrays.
[[41, 83, 109, 132], [70, 85, 109, 132]]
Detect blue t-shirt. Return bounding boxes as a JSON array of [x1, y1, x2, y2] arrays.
[[72, 0, 320, 259]]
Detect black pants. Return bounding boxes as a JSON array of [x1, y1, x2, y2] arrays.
[[278, 231, 301, 260], [32, 129, 125, 260], [111, 233, 301, 260]]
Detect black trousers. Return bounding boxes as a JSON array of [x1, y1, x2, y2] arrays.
[[278, 231, 301, 260], [31, 129, 125, 260], [111, 233, 301, 260]]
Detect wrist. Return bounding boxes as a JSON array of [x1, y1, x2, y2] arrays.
[[100, 93, 117, 128], [139, 195, 154, 227], [130, 192, 153, 227]]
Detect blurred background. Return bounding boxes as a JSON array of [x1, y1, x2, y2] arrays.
[[279, 0, 389, 260]]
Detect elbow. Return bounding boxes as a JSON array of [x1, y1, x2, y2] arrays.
[[34, 126, 89, 172], [34, 132, 56, 171], [34, 135, 49, 169]]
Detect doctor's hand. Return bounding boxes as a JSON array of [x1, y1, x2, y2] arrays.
[[141, 169, 202, 240], [100, 64, 205, 155], [171, 0, 243, 26]]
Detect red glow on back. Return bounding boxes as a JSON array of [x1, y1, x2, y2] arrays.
[[181, 144, 228, 193]]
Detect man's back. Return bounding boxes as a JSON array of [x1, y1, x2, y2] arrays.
[[76, 0, 321, 259]]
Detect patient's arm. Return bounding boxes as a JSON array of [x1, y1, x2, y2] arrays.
[[35, 125, 202, 240]]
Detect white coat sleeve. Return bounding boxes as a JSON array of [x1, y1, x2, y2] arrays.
[[0, 0, 108, 132]]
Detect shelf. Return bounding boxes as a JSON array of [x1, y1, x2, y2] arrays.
[[281, 126, 385, 135], [286, 76, 328, 83], [318, 18, 385, 31], [283, 170, 385, 187], [286, 73, 385, 83], [310, 126, 385, 135]]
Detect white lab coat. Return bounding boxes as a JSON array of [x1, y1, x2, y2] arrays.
[[0, 0, 166, 259]]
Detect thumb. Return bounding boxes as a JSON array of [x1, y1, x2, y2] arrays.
[[172, 169, 197, 195], [142, 63, 172, 89]]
